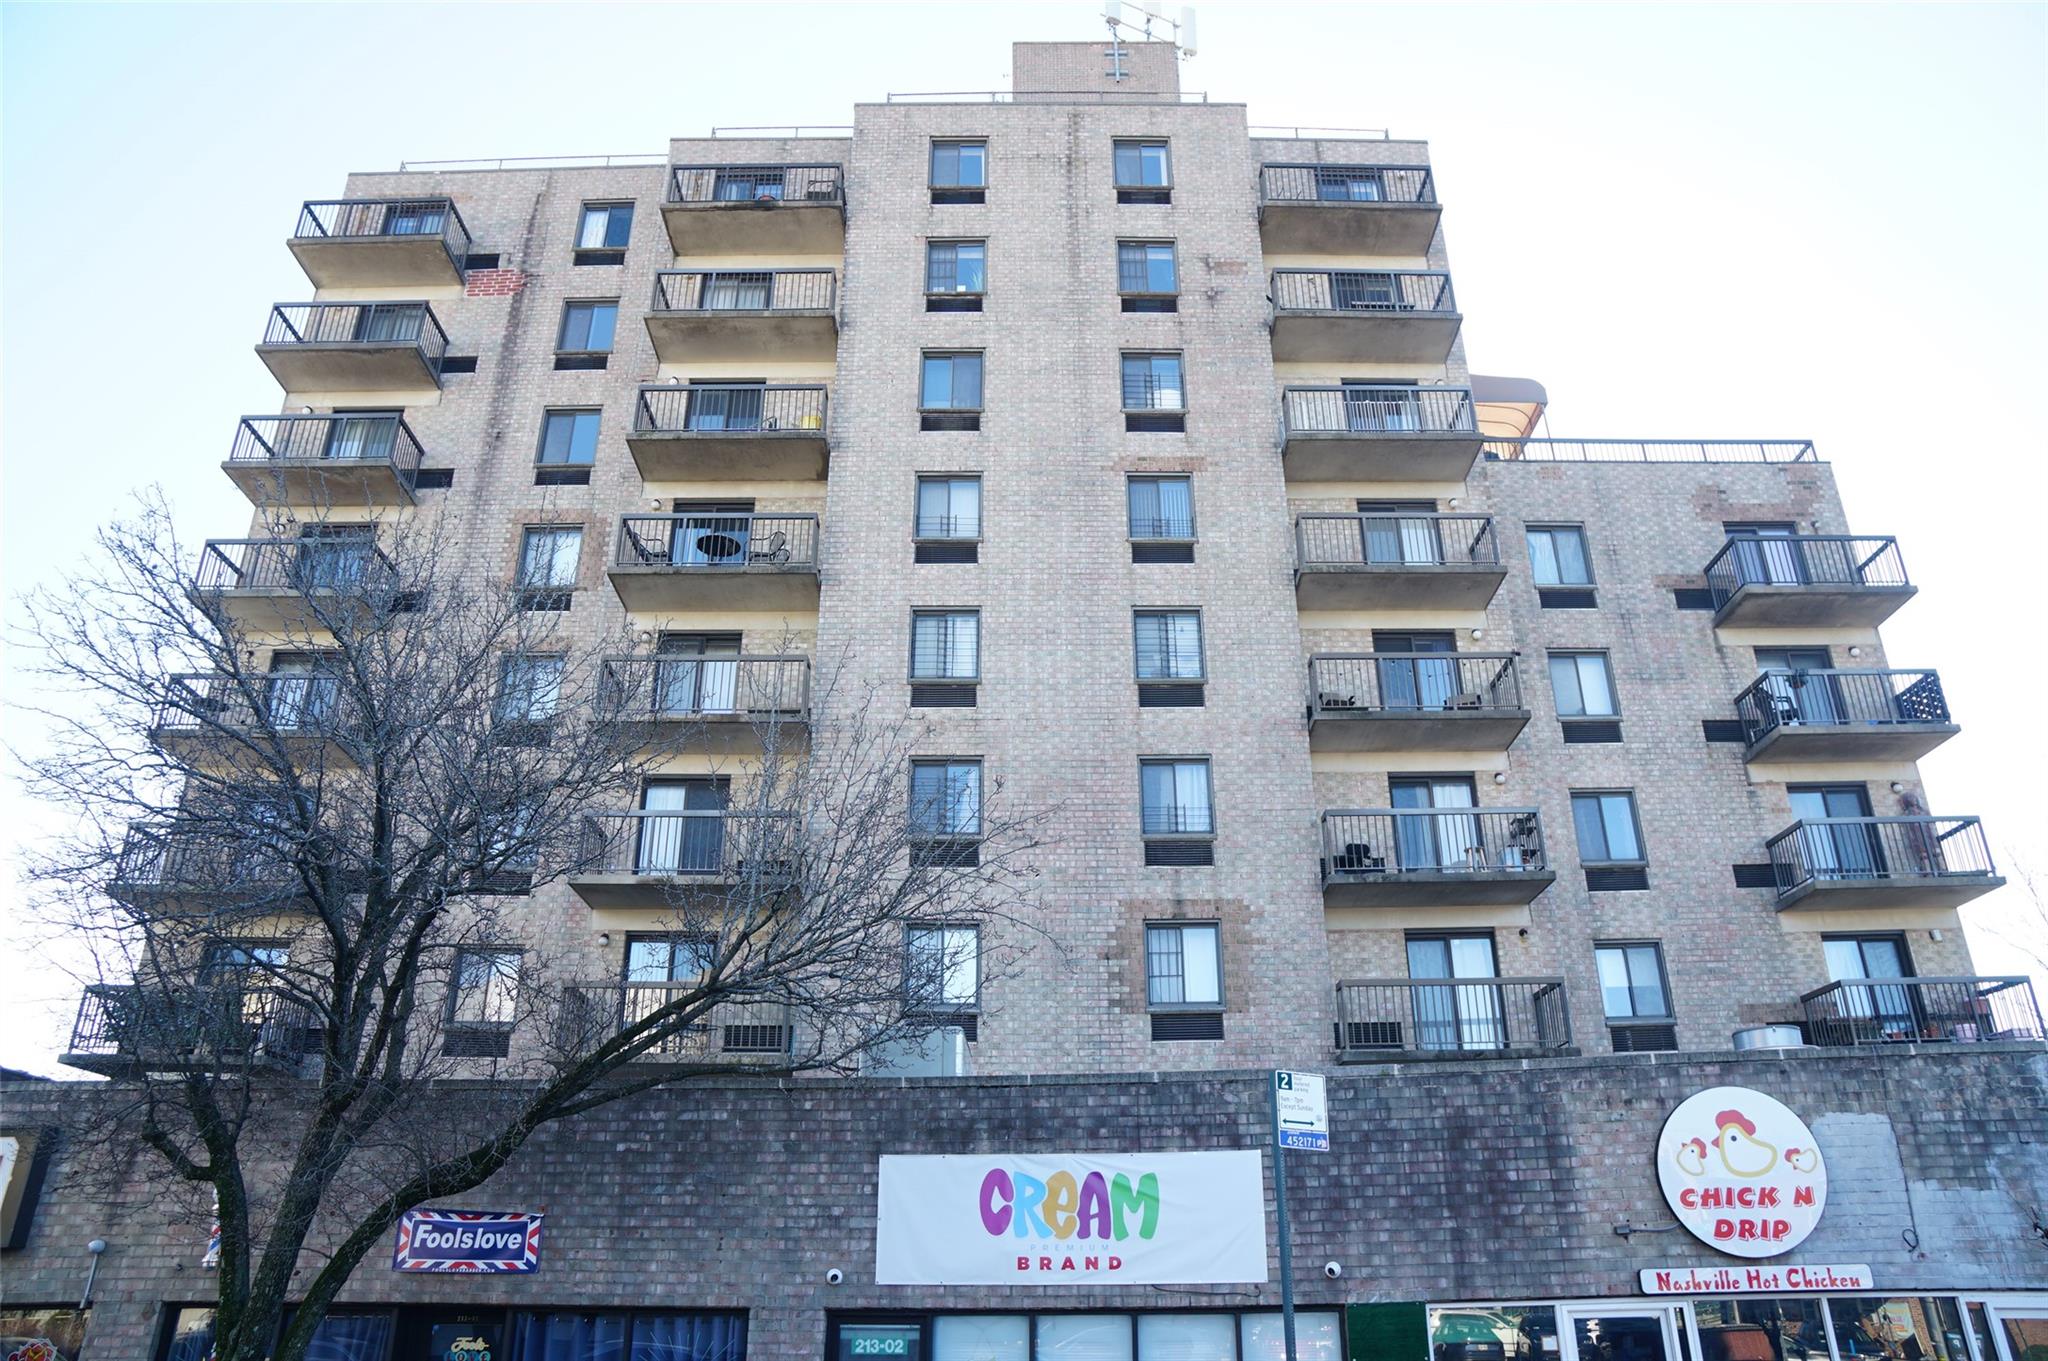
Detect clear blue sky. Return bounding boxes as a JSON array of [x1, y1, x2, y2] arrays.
[[4, 3, 2045, 1071]]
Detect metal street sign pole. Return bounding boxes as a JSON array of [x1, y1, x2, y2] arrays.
[[1270, 1073, 1298, 1361]]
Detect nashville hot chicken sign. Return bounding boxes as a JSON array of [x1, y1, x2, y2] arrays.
[[1656, 1087, 1826, 1258]]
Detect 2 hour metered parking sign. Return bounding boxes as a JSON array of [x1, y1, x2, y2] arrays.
[[1274, 1070, 1329, 1152]]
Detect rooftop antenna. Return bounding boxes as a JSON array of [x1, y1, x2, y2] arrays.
[[1102, 1, 1199, 66]]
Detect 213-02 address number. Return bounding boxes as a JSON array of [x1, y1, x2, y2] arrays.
[[849, 1338, 911, 1357]]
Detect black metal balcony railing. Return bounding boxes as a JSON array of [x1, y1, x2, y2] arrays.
[[1766, 816, 1997, 897], [113, 822, 298, 894], [228, 414, 425, 483], [1335, 977, 1572, 1057], [1483, 439, 1816, 464], [1283, 386, 1476, 438], [194, 538, 399, 595], [1323, 808, 1548, 878], [293, 197, 472, 261], [1296, 512, 1500, 570], [576, 810, 796, 878], [1703, 535, 1908, 607], [634, 384, 829, 436], [67, 982, 319, 1065], [667, 163, 844, 206], [598, 655, 810, 720], [1309, 653, 1522, 718], [153, 672, 348, 742], [1801, 976, 2044, 1046], [1735, 669, 1950, 745], [614, 513, 819, 572], [1271, 268, 1455, 315], [651, 269, 837, 314], [262, 302, 449, 374], [1260, 164, 1436, 205], [559, 980, 793, 1061]]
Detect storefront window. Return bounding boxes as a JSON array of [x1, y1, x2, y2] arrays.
[[1138, 1314, 1235, 1360], [1240, 1313, 1342, 1361], [1828, 1298, 1967, 1361], [1432, 1306, 1560, 1361], [507, 1310, 745, 1360], [306, 1312, 396, 1360], [1693, 1299, 1826, 1361], [1037, 1316, 1133, 1361], [934, 1317, 1028, 1360], [1999, 1314, 2048, 1361], [0, 1308, 90, 1360], [162, 1308, 216, 1361]]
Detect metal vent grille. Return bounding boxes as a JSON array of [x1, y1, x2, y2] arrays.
[[1610, 1023, 1678, 1053], [442, 1026, 513, 1059], [1701, 719, 1750, 744], [518, 589, 573, 613], [915, 542, 979, 564], [464, 253, 501, 270], [910, 683, 977, 708], [554, 353, 608, 371], [439, 356, 478, 374], [1672, 587, 1716, 611], [912, 839, 981, 869], [1122, 297, 1178, 313], [721, 1024, 789, 1055], [1144, 840, 1214, 867], [931, 188, 985, 205], [535, 467, 591, 487], [413, 468, 454, 490], [1585, 866, 1650, 892], [1562, 720, 1623, 744], [926, 295, 983, 313], [1132, 542, 1195, 564], [1150, 1011, 1222, 1041], [1138, 683, 1204, 708], [1732, 863, 1780, 889], [1339, 1020, 1403, 1050], [1118, 188, 1173, 205], [1125, 413, 1186, 433], [1538, 588, 1598, 610], [573, 248, 626, 266], [920, 413, 981, 432]]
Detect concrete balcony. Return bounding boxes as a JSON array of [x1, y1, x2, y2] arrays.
[[149, 672, 356, 767], [1281, 386, 1481, 482], [1294, 513, 1506, 611], [1801, 976, 2043, 1046], [222, 413, 424, 507], [1269, 269, 1460, 364], [288, 197, 471, 287], [106, 821, 304, 912], [1736, 668, 1957, 763], [60, 982, 320, 1078], [1258, 164, 1441, 255], [191, 537, 399, 632], [561, 980, 794, 1066], [566, 810, 795, 908], [646, 270, 838, 364], [663, 164, 845, 255], [256, 302, 447, 392], [1321, 808, 1555, 907], [607, 513, 820, 612], [1333, 976, 1574, 1063], [1307, 654, 1528, 752], [628, 385, 829, 482], [1767, 816, 2004, 911], [598, 655, 810, 751], [1704, 535, 1916, 627]]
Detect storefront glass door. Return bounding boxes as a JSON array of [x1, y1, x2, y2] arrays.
[[1563, 1308, 1684, 1361]]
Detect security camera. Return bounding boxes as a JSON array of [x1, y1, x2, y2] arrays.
[[825, 1268, 845, 1286], [1322, 1260, 1344, 1280]]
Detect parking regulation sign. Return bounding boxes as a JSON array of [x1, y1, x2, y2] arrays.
[[1273, 1070, 1329, 1152]]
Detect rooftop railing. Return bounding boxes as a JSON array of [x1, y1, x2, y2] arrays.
[[1271, 268, 1455, 315], [262, 302, 449, 374], [1260, 164, 1435, 204], [651, 269, 837, 314], [1283, 386, 1475, 438], [194, 538, 398, 595], [1484, 439, 1816, 464], [634, 384, 829, 436], [228, 414, 425, 483], [293, 197, 472, 261], [1704, 534, 1909, 606], [614, 513, 819, 572], [1335, 977, 1573, 1057], [1295, 512, 1500, 570], [1766, 816, 1997, 898], [598, 655, 810, 721], [667, 164, 843, 206], [1735, 669, 1950, 746], [1801, 976, 2043, 1046], [1309, 653, 1522, 720], [1322, 808, 1548, 879]]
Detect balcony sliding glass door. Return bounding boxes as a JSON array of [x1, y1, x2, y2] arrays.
[[1790, 786, 1882, 879], [1391, 777, 1480, 872], [1408, 934, 1505, 1051]]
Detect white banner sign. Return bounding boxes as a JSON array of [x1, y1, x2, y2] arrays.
[[1656, 1086, 1827, 1259], [875, 1151, 1268, 1285], [1641, 1264, 1873, 1295]]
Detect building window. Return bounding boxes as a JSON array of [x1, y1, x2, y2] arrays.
[[446, 948, 522, 1052], [537, 408, 600, 464], [557, 300, 618, 354], [1118, 241, 1177, 311], [906, 925, 980, 1014], [1140, 758, 1213, 837], [1134, 611, 1203, 680], [920, 352, 983, 429], [1527, 524, 1593, 585], [1548, 652, 1616, 717], [1572, 791, 1645, 864], [1127, 474, 1194, 541], [1121, 352, 1185, 411], [1146, 922, 1221, 1008], [915, 475, 981, 539], [1596, 943, 1671, 1021], [1114, 139, 1172, 201], [910, 610, 980, 680], [910, 760, 982, 839], [930, 140, 988, 203], [518, 526, 582, 601], [496, 654, 563, 724], [926, 240, 987, 297], [575, 201, 633, 261]]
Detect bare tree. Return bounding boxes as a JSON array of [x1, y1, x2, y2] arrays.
[[12, 491, 1050, 1361]]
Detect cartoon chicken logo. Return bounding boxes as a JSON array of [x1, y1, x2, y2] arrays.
[[1709, 1108, 1778, 1178], [1674, 1137, 1709, 1176], [1659, 1086, 1827, 1258]]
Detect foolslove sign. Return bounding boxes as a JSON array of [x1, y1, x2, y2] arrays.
[[392, 1209, 544, 1273], [1656, 1087, 1827, 1259], [874, 1151, 1267, 1285]]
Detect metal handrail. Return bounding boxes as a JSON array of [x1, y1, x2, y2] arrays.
[[152, 672, 348, 740], [261, 302, 450, 374], [1295, 512, 1500, 569], [633, 384, 829, 436], [576, 809, 797, 878], [1485, 438, 1816, 464], [598, 655, 811, 720], [112, 821, 299, 892], [613, 513, 820, 571], [1271, 268, 1455, 314], [1765, 815, 1996, 896], [1334, 977, 1573, 1056], [558, 981, 793, 1060], [667, 164, 844, 206], [1309, 654, 1522, 718], [651, 269, 837, 313], [1322, 807, 1548, 878], [1283, 386, 1475, 437], [1734, 668, 1950, 745], [293, 198, 472, 262], [1703, 534, 1908, 606], [228, 414, 425, 483], [67, 982, 319, 1062], [1260, 164, 1435, 204], [1800, 976, 2043, 1046], [193, 538, 399, 594]]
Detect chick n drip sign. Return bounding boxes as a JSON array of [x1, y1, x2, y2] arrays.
[[1656, 1087, 1827, 1258]]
